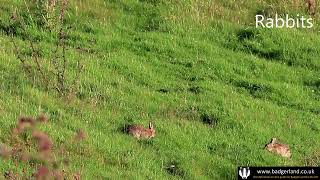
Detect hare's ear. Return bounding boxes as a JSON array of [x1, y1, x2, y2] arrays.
[[149, 122, 153, 129], [270, 138, 277, 144]]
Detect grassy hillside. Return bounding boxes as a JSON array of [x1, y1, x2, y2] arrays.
[[0, 0, 319, 179]]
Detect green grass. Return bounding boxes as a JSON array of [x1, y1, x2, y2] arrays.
[[0, 0, 319, 179]]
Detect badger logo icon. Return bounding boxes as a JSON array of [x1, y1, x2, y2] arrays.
[[239, 167, 251, 179]]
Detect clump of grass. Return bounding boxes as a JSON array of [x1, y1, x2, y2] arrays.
[[200, 113, 219, 128], [164, 161, 185, 177], [303, 150, 320, 166]]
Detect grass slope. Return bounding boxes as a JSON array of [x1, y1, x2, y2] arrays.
[[0, 0, 319, 179]]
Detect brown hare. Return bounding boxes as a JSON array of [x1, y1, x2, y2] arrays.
[[128, 122, 155, 139], [265, 138, 291, 158], [306, 0, 317, 16]]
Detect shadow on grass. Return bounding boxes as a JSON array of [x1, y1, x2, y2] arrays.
[[164, 161, 186, 178]]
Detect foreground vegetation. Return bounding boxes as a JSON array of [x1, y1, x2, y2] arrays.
[[0, 0, 319, 179]]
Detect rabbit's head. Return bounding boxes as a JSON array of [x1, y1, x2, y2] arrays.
[[265, 138, 277, 151], [148, 122, 155, 138]]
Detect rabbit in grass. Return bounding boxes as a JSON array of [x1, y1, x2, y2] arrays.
[[306, 0, 317, 16], [265, 138, 291, 158], [127, 122, 155, 140]]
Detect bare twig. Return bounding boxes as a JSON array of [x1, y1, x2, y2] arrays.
[[11, 0, 83, 97]]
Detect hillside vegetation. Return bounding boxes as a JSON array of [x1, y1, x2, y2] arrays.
[[0, 0, 319, 179]]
